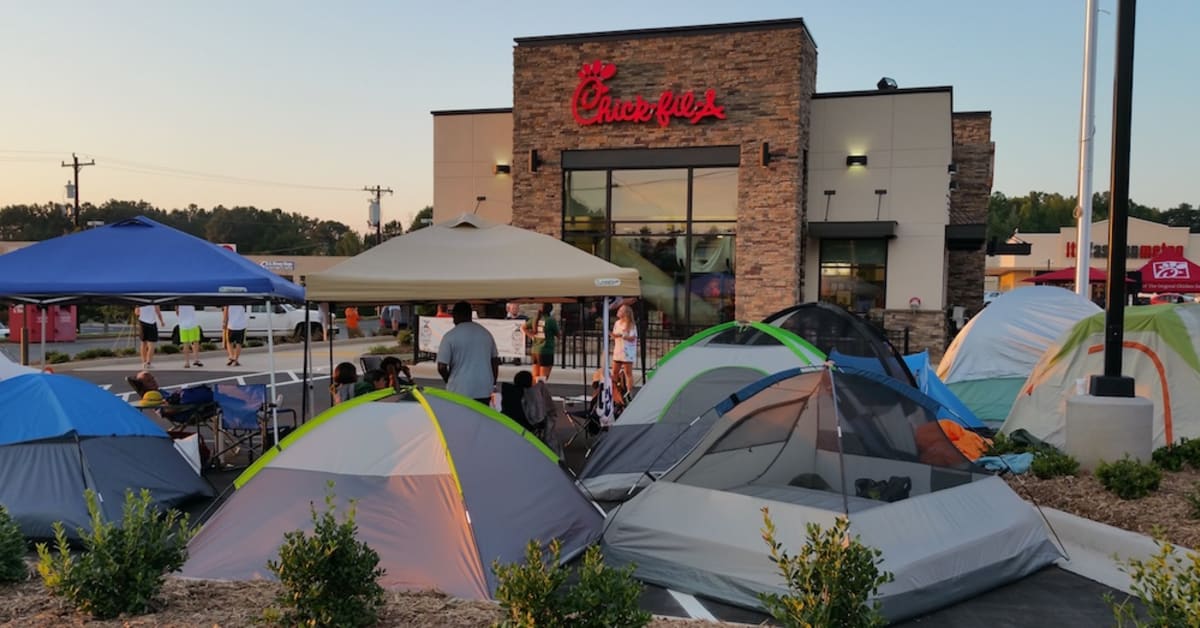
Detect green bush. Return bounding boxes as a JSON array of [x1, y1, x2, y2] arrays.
[[35, 489, 195, 619], [0, 504, 28, 583], [117, 347, 139, 357], [395, 330, 413, 346], [1186, 484, 1200, 520], [1153, 443, 1187, 472], [45, 351, 70, 364], [1096, 456, 1163, 500], [73, 348, 117, 361], [156, 344, 181, 355], [266, 483, 385, 628], [365, 344, 402, 356], [759, 507, 892, 628], [493, 539, 569, 628], [1030, 449, 1081, 480], [492, 540, 650, 628], [985, 432, 1029, 457], [1109, 535, 1200, 627], [1177, 438, 1200, 469], [246, 339, 264, 348], [200, 342, 217, 351]]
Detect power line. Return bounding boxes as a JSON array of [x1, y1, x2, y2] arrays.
[[95, 159, 363, 193]]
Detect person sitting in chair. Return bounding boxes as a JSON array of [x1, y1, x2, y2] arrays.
[[380, 356, 413, 388], [354, 369, 389, 397]]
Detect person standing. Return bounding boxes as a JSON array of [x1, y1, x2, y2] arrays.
[[437, 301, 499, 405], [523, 303, 558, 383], [223, 304, 248, 367], [345, 306, 363, 338], [177, 304, 202, 369], [610, 303, 638, 406], [136, 305, 164, 369]]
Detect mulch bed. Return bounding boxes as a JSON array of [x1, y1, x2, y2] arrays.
[[1006, 468, 1200, 550], [0, 576, 746, 627]]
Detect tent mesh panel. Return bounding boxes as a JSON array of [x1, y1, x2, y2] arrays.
[[765, 303, 915, 386]]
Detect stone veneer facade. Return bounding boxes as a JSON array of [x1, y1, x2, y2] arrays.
[[510, 21, 818, 322], [947, 112, 995, 318]]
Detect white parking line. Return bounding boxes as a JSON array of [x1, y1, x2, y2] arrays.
[[666, 590, 716, 621]]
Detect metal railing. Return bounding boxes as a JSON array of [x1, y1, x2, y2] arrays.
[[557, 320, 710, 382]]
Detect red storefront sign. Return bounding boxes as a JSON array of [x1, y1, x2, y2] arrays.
[[571, 60, 726, 128], [1065, 241, 1183, 259]]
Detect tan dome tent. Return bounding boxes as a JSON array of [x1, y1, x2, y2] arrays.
[[181, 388, 603, 600], [601, 365, 1061, 622]]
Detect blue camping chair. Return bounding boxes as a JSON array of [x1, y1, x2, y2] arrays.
[[211, 383, 297, 466]]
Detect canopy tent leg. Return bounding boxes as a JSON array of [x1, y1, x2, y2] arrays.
[[301, 286, 311, 423], [266, 298, 280, 446], [600, 297, 614, 428], [39, 306, 46, 369], [327, 302, 335, 406]]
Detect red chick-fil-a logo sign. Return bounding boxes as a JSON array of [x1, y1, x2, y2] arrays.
[[570, 60, 726, 128]]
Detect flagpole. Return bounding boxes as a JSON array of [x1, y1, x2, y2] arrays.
[[1073, 0, 1100, 296]]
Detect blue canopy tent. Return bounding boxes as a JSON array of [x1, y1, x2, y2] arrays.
[[0, 373, 213, 538], [828, 349, 983, 429], [0, 216, 306, 441]]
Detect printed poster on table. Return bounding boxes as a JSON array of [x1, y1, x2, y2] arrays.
[[419, 317, 526, 360]]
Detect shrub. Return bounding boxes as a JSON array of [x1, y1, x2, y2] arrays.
[[73, 348, 116, 361], [985, 432, 1029, 457], [1177, 438, 1200, 469], [45, 351, 70, 364], [1186, 483, 1200, 520], [492, 541, 650, 628], [200, 342, 217, 351], [366, 344, 402, 355], [395, 330, 413, 346], [117, 347, 138, 357], [0, 504, 27, 583], [246, 339, 264, 348], [1096, 456, 1163, 500], [759, 507, 892, 628], [565, 546, 651, 628], [35, 489, 195, 619], [1153, 443, 1187, 472], [493, 539, 570, 628], [1108, 535, 1200, 627], [156, 344, 181, 355], [1030, 449, 1080, 479], [266, 483, 386, 628]]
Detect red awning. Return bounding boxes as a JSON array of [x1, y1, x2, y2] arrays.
[[1139, 250, 1200, 293], [1023, 267, 1131, 284]]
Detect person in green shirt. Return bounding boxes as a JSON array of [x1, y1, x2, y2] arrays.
[[523, 303, 559, 383]]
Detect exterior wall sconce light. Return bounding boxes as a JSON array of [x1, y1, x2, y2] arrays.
[[528, 149, 542, 173], [493, 163, 511, 175], [846, 154, 868, 167], [948, 162, 958, 175], [949, 180, 959, 191], [761, 142, 771, 167]]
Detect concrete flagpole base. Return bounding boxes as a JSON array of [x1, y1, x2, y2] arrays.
[[1065, 394, 1153, 471]]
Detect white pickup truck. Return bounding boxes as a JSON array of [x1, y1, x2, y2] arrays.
[[159, 303, 332, 343]]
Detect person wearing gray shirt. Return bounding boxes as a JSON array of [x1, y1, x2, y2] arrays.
[[437, 301, 500, 404]]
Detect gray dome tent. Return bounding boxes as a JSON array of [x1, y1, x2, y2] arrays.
[[601, 365, 1061, 622], [763, 302, 917, 387]]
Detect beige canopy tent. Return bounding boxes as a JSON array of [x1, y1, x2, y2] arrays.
[[306, 214, 640, 303]]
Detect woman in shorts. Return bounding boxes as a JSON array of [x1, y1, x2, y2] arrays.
[[523, 303, 558, 382]]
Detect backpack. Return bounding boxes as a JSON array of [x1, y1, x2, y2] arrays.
[[854, 476, 912, 503]]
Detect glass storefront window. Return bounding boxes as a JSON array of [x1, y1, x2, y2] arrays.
[[611, 169, 687, 222], [819, 239, 887, 314], [563, 165, 738, 332], [691, 167, 738, 221]]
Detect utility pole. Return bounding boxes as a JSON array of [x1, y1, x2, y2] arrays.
[[61, 153, 95, 230], [363, 185, 393, 246], [1072, 0, 1100, 296]]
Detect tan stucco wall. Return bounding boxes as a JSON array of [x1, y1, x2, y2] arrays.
[[805, 90, 954, 311], [432, 112, 514, 224]]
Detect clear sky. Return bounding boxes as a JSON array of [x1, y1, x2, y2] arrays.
[[1, 0, 1195, 231]]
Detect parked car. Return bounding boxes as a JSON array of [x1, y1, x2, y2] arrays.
[[1150, 293, 1191, 305], [0, 322, 8, 340], [159, 303, 332, 343]]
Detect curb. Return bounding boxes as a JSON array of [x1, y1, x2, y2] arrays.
[[1039, 505, 1193, 594]]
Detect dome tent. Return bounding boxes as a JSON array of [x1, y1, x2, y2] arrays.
[[601, 364, 1061, 622], [579, 321, 824, 502], [0, 373, 213, 539], [1003, 303, 1200, 450], [938, 286, 1101, 423], [763, 302, 916, 387], [181, 387, 603, 600]]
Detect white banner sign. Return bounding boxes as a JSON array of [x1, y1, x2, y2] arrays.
[[419, 317, 527, 360]]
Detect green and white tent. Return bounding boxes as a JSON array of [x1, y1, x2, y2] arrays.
[[938, 286, 1101, 424], [1003, 304, 1200, 450], [579, 321, 824, 501], [180, 388, 603, 600]]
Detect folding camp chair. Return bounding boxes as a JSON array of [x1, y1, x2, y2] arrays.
[[211, 383, 298, 467]]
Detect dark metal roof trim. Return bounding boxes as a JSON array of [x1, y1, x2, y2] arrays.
[[515, 18, 815, 48], [807, 221, 898, 239]]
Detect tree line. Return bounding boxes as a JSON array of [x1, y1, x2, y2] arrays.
[[0, 200, 434, 256], [988, 191, 1198, 239]]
